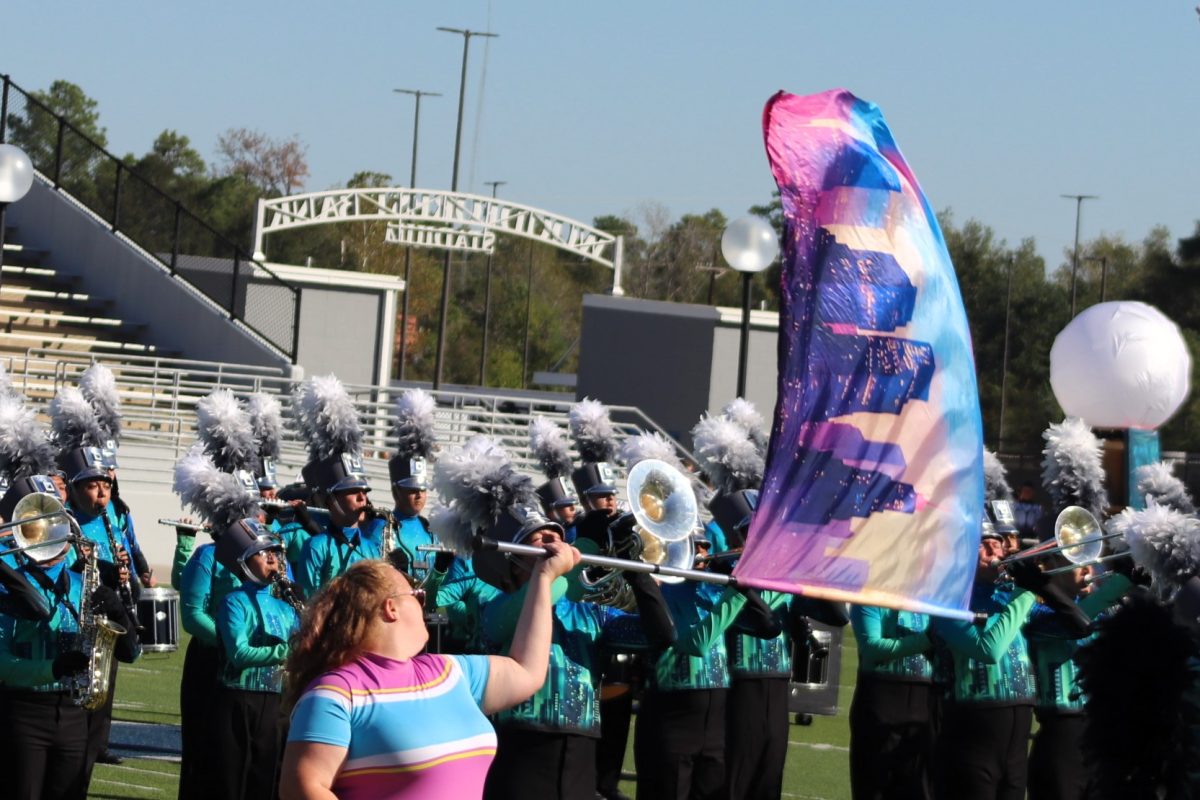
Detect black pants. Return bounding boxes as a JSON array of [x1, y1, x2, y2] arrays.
[[849, 675, 934, 800], [484, 727, 597, 800], [597, 690, 634, 797], [211, 688, 284, 800], [634, 688, 727, 800], [935, 704, 1033, 800], [0, 691, 90, 800], [178, 640, 220, 800], [726, 676, 790, 800], [1028, 711, 1088, 800]]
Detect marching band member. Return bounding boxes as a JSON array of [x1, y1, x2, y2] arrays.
[[292, 376, 382, 597], [531, 415, 580, 539], [384, 389, 451, 601], [432, 435, 676, 800], [0, 474, 140, 800], [173, 391, 264, 800], [281, 543, 581, 800], [213, 518, 301, 800]]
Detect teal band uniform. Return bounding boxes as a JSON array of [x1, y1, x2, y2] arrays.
[[217, 582, 299, 693], [851, 605, 932, 681], [931, 582, 1036, 706], [652, 582, 746, 692], [179, 543, 243, 648], [0, 561, 84, 692], [729, 590, 793, 679]]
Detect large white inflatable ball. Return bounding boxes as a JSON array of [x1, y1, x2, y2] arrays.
[[1050, 301, 1191, 430]]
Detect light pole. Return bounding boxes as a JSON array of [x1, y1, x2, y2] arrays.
[[393, 88, 441, 382], [721, 217, 779, 398], [0, 144, 34, 294], [1062, 194, 1098, 319], [479, 179, 506, 386], [998, 256, 1014, 449], [432, 26, 498, 390], [522, 240, 533, 389], [1085, 254, 1109, 303]]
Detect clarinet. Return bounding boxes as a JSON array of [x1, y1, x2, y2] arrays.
[[101, 512, 139, 627], [271, 571, 305, 614]]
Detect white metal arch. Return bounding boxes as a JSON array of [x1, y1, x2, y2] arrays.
[[251, 187, 625, 294]]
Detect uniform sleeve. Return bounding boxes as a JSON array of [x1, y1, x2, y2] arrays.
[[170, 535, 196, 590], [932, 590, 1036, 663], [451, 654, 492, 705], [218, 593, 287, 669], [287, 675, 354, 747], [436, 559, 474, 629], [851, 605, 930, 670], [180, 548, 219, 646]]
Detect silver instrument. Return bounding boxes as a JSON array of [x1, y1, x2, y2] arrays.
[[9, 493, 124, 710], [578, 459, 698, 609], [157, 519, 212, 534]]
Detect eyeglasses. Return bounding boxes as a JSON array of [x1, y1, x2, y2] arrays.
[[388, 588, 427, 605]]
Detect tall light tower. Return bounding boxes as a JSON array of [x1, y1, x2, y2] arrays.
[[393, 88, 441, 382], [479, 179, 506, 386], [432, 26, 498, 390], [1062, 193, 1098, 319]]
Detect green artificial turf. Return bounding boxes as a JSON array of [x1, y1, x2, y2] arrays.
[[93, 631, 863, 799]]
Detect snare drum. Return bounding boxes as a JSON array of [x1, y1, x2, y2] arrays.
[[136, 587, 180, 653]]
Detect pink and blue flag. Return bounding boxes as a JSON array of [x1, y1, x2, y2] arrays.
[[733, 89, 983, 621]]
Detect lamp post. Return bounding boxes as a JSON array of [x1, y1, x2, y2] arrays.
[[1062, 194, 1098, 319], [0, 144, 34, 294], [1085, 255, 1109, 303], [432, 26, 498, 390], [721, 216, 779, 398], [479, 179, 506, 386], [393, 88, 441, 382]]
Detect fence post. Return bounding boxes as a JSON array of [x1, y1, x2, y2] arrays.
[[0, 75, 9, 143], [230, 252, 242, 320], [53, 116, 65, 188], [111, 162, 123, 232], [170, 203, 181, 276], [290, 285, 303, 364]]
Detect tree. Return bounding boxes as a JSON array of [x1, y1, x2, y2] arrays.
[[214, 128, 309, 196]]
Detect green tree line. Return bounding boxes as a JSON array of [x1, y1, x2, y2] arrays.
[[10, 80, 1200, 454]]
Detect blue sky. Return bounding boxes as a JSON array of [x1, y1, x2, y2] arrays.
[[6, 2, 1199, 270]]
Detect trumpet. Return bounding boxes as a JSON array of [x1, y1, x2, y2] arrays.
[[158, 519, 212, 533]]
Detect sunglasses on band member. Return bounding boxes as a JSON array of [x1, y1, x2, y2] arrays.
[[390, 588, 427, 605]]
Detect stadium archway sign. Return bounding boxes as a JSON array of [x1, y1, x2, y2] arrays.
[[252, 188, 625, 294]]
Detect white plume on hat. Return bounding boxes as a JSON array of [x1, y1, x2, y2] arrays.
[[172, 445, 260, 531], [1111, 502, 1200, 601], [79, 363, 121, 444], [1135, 462, 1196, 515], [430, 435, 536, 554], [620, 431, 685, 473], [0, 395, 56, 481], [49, 387, 107, 451], [691, 414, 764, 495], [529, 416, 573, 479], [196, 389, 257, 474], [721, 397, 769, 456], [983, 449, 1014, 503], [1041, 417, 1108, 516], [393, 388, 438, 461], [247, 392, 283, 461], [292, 375, 362, 461], [568, 398, 620, 464]]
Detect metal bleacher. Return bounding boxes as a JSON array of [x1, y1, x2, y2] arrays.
[[1, 241, 162, 359], [3, 349, 698, 496]]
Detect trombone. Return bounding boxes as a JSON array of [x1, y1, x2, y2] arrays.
[[0, 493, 82, 561], [996, 505, 1131, 578]]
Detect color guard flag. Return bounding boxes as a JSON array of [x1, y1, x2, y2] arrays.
[[733, 90, 983, 620]]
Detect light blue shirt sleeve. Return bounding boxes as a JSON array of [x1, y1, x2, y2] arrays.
[[451, 654, 492, 705], [287, 674, 353, 747]]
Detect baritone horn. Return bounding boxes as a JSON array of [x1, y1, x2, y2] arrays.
[[4, 492, 79, 562]]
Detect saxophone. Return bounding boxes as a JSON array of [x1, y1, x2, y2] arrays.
[[380, 508, 396, 558], [72, 542, 127, 710]]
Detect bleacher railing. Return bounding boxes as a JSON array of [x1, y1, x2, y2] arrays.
[[7, 350, 699, 482], [0, 74, 301, 362]]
